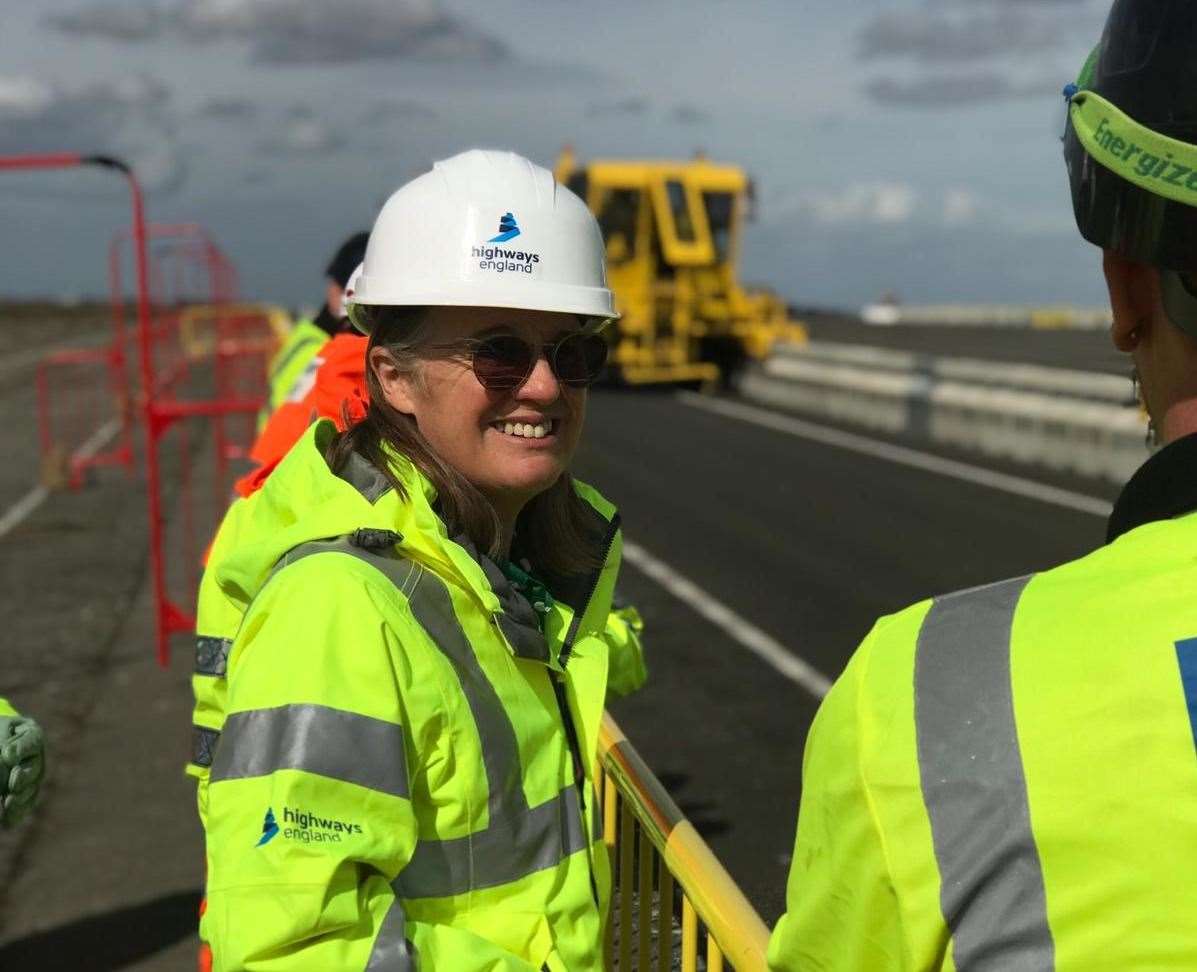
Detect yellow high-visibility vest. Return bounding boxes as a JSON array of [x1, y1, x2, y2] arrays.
[[257, 317, 327, 431], [771, 504, 1197, 970]]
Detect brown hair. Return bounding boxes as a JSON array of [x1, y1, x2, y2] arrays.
[[325, 306, 604, 576]]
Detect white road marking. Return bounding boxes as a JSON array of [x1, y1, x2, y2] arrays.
[[622, 540, 834, 699], [0, 418, 122, 541], [627, 392, 1116, 698], [0, 485, 49, 541], [0, 332, 113, 383], [681, 392, 1113, 519]]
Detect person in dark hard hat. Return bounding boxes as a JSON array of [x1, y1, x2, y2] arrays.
[[258, 231, 368, 431], [770, 1, 1197, 967]]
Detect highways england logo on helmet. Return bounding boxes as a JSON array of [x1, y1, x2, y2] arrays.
[[470, 211, 542, 276]]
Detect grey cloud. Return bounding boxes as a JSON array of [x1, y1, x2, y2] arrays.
[[261, 116, 339, 156], [109, 72, 171, 106], [858, 8, 1062, 63], [585, 97, 649, 118], [864, 71, 1060, 107], [46, 2, 169, 41], [670, 104, 709, 126], [0, 74, 185, 192], [49, 0, 508, 65], [196, 97, 257, 120], [371, 99, 439, 123]]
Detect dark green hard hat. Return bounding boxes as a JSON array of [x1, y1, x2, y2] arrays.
[[1064, 0, 1197, 272]]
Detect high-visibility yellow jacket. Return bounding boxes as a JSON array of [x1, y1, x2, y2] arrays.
[[187, 454, 646, 822], [0, 698, 17, 718], [201, 419, 637, 970], [770, 437, 1197, 971], [257, 317, 328, 432]]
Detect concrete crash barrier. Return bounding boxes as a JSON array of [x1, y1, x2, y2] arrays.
[[861, 303, 1113, 330], [775, 341, 1133, 405], [741, 342, 1148, 483]]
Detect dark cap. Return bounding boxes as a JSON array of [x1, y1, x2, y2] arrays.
[[325, 231, 369, 288], [1064, 0, 1197, 270]]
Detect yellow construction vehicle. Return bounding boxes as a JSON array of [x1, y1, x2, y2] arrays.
[[556, 148, 806, 386]]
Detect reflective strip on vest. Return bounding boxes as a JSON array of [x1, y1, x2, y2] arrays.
[[395, 784, 589, 899], [196, 636, 232, 677], [277, 537, 595, 898], [269, 332, 324, 384], [365, 899, 417, 971], [915, 575, 1055, 971], [211, 703, 409, 799]]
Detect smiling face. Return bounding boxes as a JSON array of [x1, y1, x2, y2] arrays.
[[370, 305, 590, 523]]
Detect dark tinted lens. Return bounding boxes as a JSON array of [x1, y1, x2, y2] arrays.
[[472, 334, 534, 389], [551, 332, 608, 386]]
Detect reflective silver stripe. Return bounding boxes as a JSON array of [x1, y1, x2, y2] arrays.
[[268, 332, 324, 383], [195, 636, 231, 677], [405, 567, 530, 820], [211, 703, 409, 798], [915, 575, 1055, 971], [268, 537, 419, 597], [274, 536, 596, 898], [365, 897, 416, 971], [394, 784, 589, 899]]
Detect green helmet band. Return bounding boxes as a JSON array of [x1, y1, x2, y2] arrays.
[[1069, 90, 1197, 209]]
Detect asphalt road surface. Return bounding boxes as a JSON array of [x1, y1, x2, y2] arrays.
[[0, 324, 1124, 966], [574, 389, 1112, 922]]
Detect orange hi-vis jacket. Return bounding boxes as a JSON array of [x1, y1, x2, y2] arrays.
[[236, 333, 367, 498]]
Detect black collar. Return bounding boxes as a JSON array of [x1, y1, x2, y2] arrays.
[[1107, 432, 1197, 542], [314, 304, 340, 337]]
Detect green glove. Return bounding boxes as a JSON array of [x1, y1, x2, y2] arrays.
[[0, 717, 44, 828]]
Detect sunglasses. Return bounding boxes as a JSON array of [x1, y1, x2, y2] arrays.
[[446, 330, 609, 391]]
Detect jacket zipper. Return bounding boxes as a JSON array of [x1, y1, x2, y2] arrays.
[[553, 511, 620, 909]]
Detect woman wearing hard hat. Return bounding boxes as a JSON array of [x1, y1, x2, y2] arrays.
[[200, 150, 635, 971]]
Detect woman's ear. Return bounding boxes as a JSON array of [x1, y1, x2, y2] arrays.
[[370, 346, 418, 415], [1104, 249, 1155, 352]]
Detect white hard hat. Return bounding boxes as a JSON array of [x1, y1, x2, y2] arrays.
[[338, 261, 364, 320], [350, 149, 616, 334]]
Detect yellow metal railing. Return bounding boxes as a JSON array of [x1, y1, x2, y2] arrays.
[[597, 713, 770, 971]]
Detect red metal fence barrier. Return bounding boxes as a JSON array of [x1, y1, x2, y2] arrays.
[[1, 154, 147, 489], [2, 154, 287, 666]]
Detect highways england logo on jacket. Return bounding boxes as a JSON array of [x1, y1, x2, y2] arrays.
[[471, 212, 541, 276], [255, 805, 363, 847]]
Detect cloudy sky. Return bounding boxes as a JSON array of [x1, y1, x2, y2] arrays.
[[1, 0, 1112, 310]]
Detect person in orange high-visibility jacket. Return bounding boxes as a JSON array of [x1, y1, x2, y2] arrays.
[[259, 233, 368, 433], [235, 331, 368, 497], [238, 261, 369, 497]]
